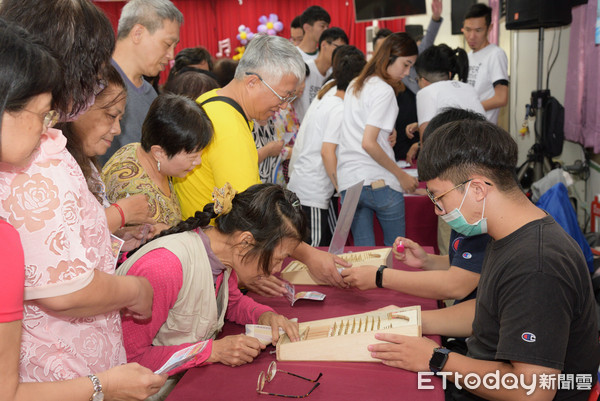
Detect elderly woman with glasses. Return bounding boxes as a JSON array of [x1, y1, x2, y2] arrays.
[[0, 13, 165, 401], [173, 34, 351, 298]]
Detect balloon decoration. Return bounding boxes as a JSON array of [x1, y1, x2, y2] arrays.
[[236, 25, 254, 45], [232, 46, 245, 61], [257, 14, 284, 36]]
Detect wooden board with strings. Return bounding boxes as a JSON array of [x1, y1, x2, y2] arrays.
[[280, 248, 393, 285], [276, 305, 421, 362]]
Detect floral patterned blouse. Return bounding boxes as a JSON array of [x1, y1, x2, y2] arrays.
[[0, 128, 125, 381], [101, 143, 182, 227]]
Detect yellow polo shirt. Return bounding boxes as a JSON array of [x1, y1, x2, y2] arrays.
[[173, 89, 261, 218]]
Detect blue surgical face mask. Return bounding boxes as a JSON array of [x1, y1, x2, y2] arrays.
[[440, 181, 487, 236]]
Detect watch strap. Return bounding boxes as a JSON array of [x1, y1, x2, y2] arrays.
[[376, 265, 387, 288], [429, 347, 451, 373]]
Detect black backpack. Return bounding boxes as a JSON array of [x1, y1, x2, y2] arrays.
[[541, 96, 565, 158]]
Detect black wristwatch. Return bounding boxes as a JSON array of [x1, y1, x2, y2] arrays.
[[429, 347, 451, 373], [375, 265, 387, 288]]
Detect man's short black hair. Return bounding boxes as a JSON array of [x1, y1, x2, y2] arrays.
[[173, 46, 213, 72], [291, 15, 302, 29], [318, 27, 348, 50], [300, 5, 331, 26], [464, 3, 492, 27], [422, 107, 487, 143], [373, 28, 392, 48], [418, 119, 519, 191]]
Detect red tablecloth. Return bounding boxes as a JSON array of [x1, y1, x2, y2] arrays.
[[165, 247, 445, 401], [405, 193, 439, 253]]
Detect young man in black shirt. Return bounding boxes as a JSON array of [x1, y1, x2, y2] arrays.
[[370, 119, 599, 400]]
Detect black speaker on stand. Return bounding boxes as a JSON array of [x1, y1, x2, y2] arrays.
[[507, 0, 574, 186]]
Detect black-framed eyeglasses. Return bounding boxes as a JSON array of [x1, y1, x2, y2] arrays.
[[21, 109, 59, 130], [245, 72, 297, 105], [426, 179, 492, 212], [426, 179, 472, 211], [256, 361, 322, 398]]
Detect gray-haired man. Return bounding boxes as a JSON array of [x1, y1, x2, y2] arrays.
[[173, 34, 351, 296], [102, 0, 183, 164]]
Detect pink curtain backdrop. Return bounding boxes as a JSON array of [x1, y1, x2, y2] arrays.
[[93, 0, 406, 84], [488, 0, 499, 44], [564, 0, 600, 152]]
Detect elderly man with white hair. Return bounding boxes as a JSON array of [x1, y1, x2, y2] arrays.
[[174, 35, 349, 294]]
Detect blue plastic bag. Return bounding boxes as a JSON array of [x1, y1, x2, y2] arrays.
[[536, 183, 594, 273]]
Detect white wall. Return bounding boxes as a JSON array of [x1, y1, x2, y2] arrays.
[[404, 1, 591, 223]]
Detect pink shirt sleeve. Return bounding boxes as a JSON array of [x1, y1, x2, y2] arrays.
[[0, 220, 25, 323], [122, 249, 214, 375]]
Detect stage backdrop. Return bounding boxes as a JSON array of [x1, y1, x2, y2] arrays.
[[94, 0, 406, 84]]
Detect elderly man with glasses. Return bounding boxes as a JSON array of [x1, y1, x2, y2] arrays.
[[174, 34, 349, 296]]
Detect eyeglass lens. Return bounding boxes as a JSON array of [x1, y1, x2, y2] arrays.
[[256, 362, 322, 398], [257, 371, 267, 392]]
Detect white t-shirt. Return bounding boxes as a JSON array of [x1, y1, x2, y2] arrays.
[[467, 43, 508, 124], [294, 60, 329, 123], [288, 83, 336, 176], [337, 76, 400, 193], [417, 80, 486, 126], [288, 95, 344, 209], [296, 46, 318, 62]]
